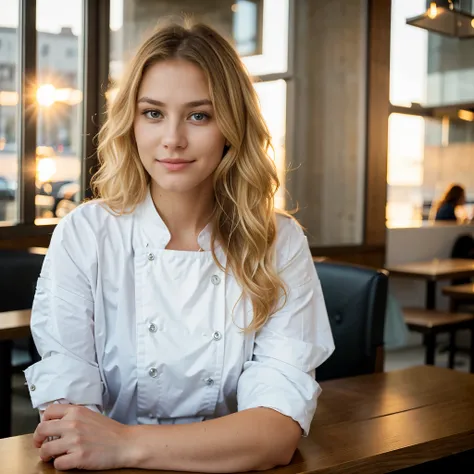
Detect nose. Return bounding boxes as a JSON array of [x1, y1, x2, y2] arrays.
[[161, 119, 187, 151]]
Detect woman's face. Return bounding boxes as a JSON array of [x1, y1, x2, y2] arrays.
[[134, 59, 226, 194]]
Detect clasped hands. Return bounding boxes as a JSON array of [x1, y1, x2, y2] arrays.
[[33, 404, 135, 471]]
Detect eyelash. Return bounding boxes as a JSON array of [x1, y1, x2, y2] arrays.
[[141, 110, 211, 122]]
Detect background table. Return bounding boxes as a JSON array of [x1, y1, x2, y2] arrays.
[[443, 282, 474, 309], [1, 365, 474, 473], [386, 258, 474, 310]]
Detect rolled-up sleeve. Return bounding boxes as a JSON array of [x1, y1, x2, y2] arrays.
[[24, 209, 103, 410], [237, 218, 335, 436]]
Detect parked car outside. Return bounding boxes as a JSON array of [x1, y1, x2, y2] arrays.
[[0, 176, 15, 221]]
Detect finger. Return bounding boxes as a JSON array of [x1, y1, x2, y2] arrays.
[[33, 420, 63, 448], [43, 404, 73, 421], [54, 453, 81, 471], [33, 426, 44, 449], [39, 437, 68, 463]]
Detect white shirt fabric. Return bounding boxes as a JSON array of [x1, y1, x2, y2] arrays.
[[24, 189, 335, 436]]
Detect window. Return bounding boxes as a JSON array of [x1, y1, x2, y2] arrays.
[[387, 112, 474, 226], [110, 0, 291, 208], [253, 79, 287, 209], [239, 0, 289, 76], [387, 0, 474, 227], [0, 0, 19, 223], [0, 0, 109, 236], [35, 0, 83, 221], [232, 0, 263, 57], [391, 0, 474, 107]]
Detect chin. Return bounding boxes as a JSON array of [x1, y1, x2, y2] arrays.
[[152, 176, 203, 194]]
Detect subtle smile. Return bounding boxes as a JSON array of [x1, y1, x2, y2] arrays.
[[156, 159, 195, 171]]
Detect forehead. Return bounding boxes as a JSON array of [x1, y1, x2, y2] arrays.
[[138, 59, 211, 103]]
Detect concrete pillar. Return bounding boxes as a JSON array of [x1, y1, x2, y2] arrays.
[[288, 0, 368, 246]]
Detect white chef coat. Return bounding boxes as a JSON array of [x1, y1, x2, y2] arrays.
[[24, 188, 335, 436]]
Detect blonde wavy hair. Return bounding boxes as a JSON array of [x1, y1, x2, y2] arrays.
[[92, 22, 292, 332]]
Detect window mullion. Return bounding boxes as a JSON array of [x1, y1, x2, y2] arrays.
[[18, 0, 37, 224], [82, 0, 110, 201]]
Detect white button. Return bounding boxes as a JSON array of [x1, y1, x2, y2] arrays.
[[149, 368, 158, 378], [205, 377, 214, 386], [213, 331, 222, 341], [211, 275, 221, 286], [148, 323, 157, 333], [30, 384, 36, 392], [147, 252, 155, 261]]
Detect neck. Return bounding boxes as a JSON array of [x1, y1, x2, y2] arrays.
[[149, 181, 215, 248]]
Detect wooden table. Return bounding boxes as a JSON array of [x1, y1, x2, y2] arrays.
[[1, 365, 474, 473], [0, 310, 31, 439], [443, 282, 474, 309], [402, 308, 474, 369], [386, 258, 474, 310]]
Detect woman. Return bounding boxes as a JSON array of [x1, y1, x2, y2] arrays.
[[432, 184, 466, 222], [25, 23, 334, 472]]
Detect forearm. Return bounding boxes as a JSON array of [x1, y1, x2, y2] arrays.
[[125, 407, 301, 473]]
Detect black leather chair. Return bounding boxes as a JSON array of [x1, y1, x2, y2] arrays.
[[0, 249, 44, 437], [314, 260, 388, 381], [0, 249, 44, 364], [0, 250, 44, 312]]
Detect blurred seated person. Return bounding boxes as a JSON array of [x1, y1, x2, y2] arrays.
[[431, 184, 467, 222]]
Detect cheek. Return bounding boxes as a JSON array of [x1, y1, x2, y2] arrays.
[[134, 122, 155, 151], [196, 128, 226, 162]]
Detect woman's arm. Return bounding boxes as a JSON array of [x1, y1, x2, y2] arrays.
[[126, 407, 301, 472], [24, 207, 103, 413], [35, 405, 300, 472]]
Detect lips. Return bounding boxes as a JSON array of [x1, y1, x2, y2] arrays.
[[157, 159, 195, 171], [158, 159, 194, 164]]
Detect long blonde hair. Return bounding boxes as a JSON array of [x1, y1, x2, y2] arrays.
[[92, 22, 291, 332]]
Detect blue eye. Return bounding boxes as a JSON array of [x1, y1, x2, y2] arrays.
[[190, 112, 209, 122], [143, 110, 162, 120]]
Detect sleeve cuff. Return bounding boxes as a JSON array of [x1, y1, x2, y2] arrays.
[[38, 399, 102, 415], [24, 353, 103, 410], [237, 362, 321, 436]]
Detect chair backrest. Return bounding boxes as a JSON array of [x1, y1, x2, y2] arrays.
[[450, 234, 474, 285], [0, 250, 45, 311], [314, 260, 388, 381]]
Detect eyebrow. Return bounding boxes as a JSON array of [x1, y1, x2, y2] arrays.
[[137, 97, 213, 108]]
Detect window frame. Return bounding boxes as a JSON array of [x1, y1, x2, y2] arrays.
[[0, 0, 108, 240], [234, 0, 265, 58], [247, 0, 295, 210]]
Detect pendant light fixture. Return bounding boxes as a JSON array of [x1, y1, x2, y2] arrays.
[[406, 1, 474, 39]]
